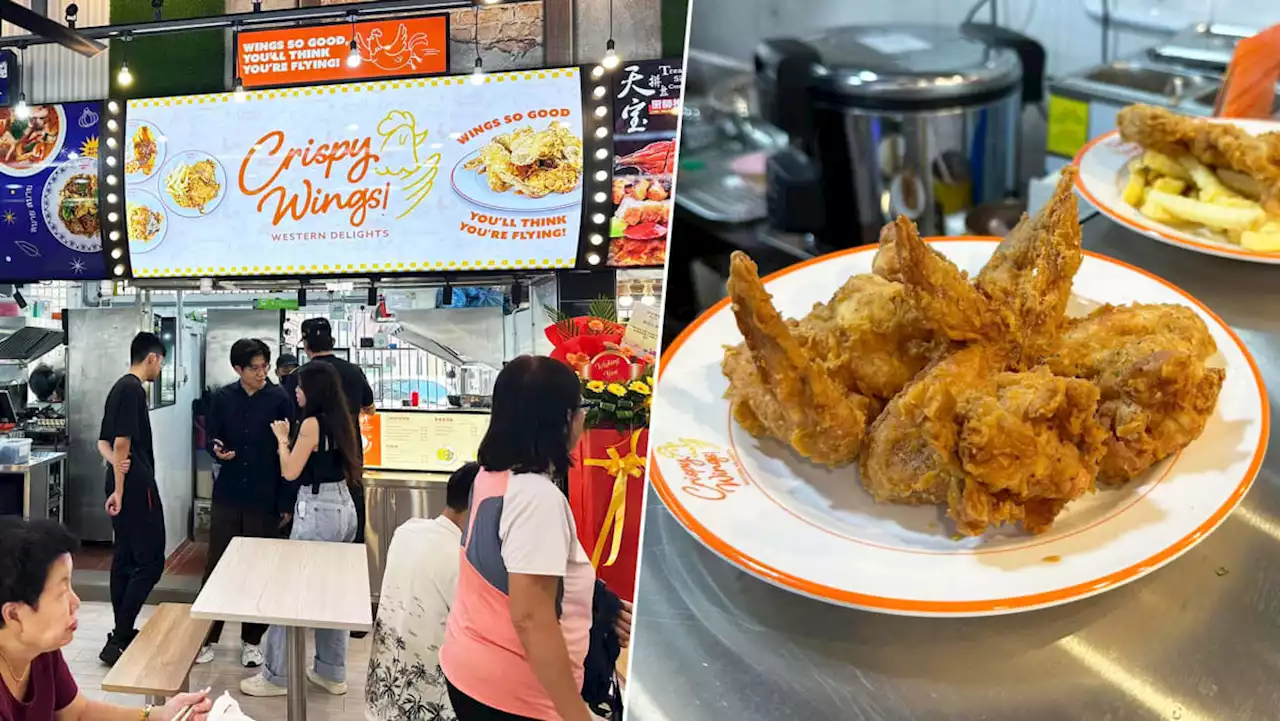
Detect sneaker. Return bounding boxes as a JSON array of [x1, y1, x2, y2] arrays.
[[349, 630, 367, 639], [240, 674, 288, 697], [241, 643, 265, 668], [98, 630, 135, 667], [195, 645, 215, 665], [305, 668, 347, 695]]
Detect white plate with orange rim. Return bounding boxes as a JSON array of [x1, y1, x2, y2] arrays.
[[648, 238, 1268, 617], [1073, 119, 1280, 264]]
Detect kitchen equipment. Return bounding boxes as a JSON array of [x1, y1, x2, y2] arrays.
[[363, 471, 448, 602], [1044, 60, 1224, 172], [755, 23, 1043, 245], [966, 198, 1027, 236], [1148, 23, 1254, 75]]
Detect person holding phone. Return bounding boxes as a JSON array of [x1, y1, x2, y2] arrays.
[[196, 339, 293, 668]]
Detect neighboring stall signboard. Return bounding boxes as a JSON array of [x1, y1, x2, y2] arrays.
[[361, 411, 488, 472], [236, 16, 450, 90], [0, 101, 109, 281], [608, 58, 683, 267], [123, 69, 584, 278]]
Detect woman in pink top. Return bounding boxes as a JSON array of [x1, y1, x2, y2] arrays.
[[440, 356, 598, 721]]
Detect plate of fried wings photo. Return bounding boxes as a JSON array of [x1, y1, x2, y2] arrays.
[[648, 169, 1267, 616], [452, 122, 584, 212], [1075, 104, 1280, 263]]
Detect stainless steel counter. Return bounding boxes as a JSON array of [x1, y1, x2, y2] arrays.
[[0, 451, 68, 522], [0, 450, 68, 474], [628, 217, 1280, 721]]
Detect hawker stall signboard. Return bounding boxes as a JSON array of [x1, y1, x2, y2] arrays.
[[0, 101, 109, 281], [236, 16, 450, 90], [123, 69, 585, 278], [609, 59, 683, 268]]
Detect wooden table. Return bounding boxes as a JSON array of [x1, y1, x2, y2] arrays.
[[191, 537, 372, 721]]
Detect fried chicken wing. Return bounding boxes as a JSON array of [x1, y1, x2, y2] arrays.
[[723, 252, 873, 466], [1045, 303, 1225, 484], [791, 270, 949, 403], [950, 367, 1107, 535]]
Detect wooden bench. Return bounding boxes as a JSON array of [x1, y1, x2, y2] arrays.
[[102, 603, 212, 706]]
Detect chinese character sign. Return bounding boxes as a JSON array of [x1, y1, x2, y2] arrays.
[[608, 59, 684, 267]]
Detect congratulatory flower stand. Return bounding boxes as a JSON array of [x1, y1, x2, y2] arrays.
[[546, 300, 654, 602]]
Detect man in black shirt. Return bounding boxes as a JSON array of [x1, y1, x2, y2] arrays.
[[197, 339, 293, 668], [95, 332, 166, 667], [298, 318, 375, 637]]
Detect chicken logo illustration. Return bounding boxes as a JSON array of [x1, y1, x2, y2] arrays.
[[356, 24, 441, 72], [373, 110, 441, 220]]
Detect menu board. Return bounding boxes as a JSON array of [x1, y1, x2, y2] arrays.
[[608, 59, 684, 267], [124, 69, 585, 278], [361, 410, 488, 472], [236, 15, 449, 90], [0, 101, 109, 281]]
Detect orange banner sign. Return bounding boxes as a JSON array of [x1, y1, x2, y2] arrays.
[[236, 15, 449, 89], [359, 413, 382, 468], [1216, 24, 1280, 119]]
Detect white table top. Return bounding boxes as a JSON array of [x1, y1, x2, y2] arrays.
[[191, 537, 372, 632]]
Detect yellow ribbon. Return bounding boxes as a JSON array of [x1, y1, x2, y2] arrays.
[[584, 430, 646, 569]]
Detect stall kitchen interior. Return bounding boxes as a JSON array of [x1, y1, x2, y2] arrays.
[[0, 0, 683, 717]]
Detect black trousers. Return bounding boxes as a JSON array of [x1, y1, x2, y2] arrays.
[[203, 501, 279, 645], [109, 486, 165, 640], [446, 679, 540, 721]]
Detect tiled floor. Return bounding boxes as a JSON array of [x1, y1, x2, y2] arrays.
[[67, 601, 371, 720]]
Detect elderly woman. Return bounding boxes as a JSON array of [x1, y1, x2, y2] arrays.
[[0, 517, 212, 721]]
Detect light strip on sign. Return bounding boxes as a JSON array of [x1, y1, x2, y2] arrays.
[[577, 64, 615, 269], [99, 97, 130, 279]]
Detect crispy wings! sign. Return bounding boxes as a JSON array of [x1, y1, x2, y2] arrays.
[[236, 16, 449, 90], [123, 69, 584, 278]]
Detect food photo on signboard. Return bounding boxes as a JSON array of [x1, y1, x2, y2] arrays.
[[0, 100, 108, 281], [609, 58, 684, 267]]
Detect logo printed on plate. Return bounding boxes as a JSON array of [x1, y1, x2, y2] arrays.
[[655, 438, 745, 502]]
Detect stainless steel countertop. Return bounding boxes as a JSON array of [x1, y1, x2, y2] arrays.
[[628, 217, 1280, 721], [0, 451, 68, 474]]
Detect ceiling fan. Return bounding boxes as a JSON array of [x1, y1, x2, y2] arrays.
[[0, 0, 106, 57]]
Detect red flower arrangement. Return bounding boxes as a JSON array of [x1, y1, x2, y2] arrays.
[[544, 298, 652, 372]]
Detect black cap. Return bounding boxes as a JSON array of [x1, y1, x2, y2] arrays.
[[300, 317, 331, 337], [299, 317, 335, 352], [277, 353, 299, 369]]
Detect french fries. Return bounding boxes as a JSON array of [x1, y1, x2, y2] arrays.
[[1145, 190, 1266, 230], [1216, 168, 1264, 200], [1142, 150, 1190, 180], [1119, 147, 1279, 250]]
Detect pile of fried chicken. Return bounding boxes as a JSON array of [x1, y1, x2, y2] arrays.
[[722, 167, 1226, 537]]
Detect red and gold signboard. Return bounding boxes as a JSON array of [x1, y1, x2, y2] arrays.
[[236, 15, 450, 90]]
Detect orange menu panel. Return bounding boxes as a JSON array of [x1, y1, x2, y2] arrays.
[[359, 413, 382, 468], [1217, 24, 1280, 119], [236, 16, 449, 89]]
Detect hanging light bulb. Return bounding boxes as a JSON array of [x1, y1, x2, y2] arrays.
[[14, 95, 30, 120], [233, 77, 246, 102], [471, 57, 485, 85], [117, 61, 133, 87], [346, 38, 362, 68], [602, 38, 620, 70]]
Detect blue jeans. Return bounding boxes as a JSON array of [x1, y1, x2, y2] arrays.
[[261, 482, 359, 685]]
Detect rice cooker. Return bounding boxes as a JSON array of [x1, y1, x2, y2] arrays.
[[756, 23, 1044, 246]]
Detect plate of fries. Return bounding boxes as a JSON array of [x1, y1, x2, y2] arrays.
[[1074, 115, 1280, 264]]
